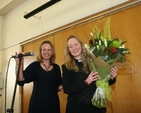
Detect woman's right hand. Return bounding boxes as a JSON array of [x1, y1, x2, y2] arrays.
[[85, 71, 99, 85], [14, 52, 25, 81], [14, 52, 24, 65]]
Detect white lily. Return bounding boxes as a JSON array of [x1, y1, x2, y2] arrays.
[[119, 44, 125, 48], [104, 39, 107, 47]]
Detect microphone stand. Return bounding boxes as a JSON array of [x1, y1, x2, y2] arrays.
[[7, 57, 23, 113]]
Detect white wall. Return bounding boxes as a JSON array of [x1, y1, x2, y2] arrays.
[[0, 17, 3, 112], [0, 16, 3, 73], [1, 45, 21, 113], [1, 0, 129, 50], [0, 0, 129, 113]]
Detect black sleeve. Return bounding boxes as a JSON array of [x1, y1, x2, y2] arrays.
[[109, 77, 116, 85], [17, 61, 39, 86], [55, 64, 62, 86], [62, 64, 87, 94]]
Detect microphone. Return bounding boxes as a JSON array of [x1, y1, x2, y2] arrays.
[[12, 52, 34, 58]]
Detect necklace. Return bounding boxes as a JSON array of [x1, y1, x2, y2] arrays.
[[43, 63, 50, 71]]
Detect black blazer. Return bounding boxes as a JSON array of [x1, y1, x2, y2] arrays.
[[62, 63, 116, 113]]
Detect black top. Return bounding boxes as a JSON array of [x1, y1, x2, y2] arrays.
[[62, 59, 116, 113], [17, 61, 62, 113]]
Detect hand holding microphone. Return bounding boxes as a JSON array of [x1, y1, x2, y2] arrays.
[[12, 52, 34, 67], [12, 52, 34, 58]]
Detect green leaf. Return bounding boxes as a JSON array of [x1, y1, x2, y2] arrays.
[[92, 25, 100, 39], [104, 18, 111, 40]]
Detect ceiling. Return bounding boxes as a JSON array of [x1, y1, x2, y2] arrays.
[[0, 0, 28, 16], [0, 0, 140, 17]]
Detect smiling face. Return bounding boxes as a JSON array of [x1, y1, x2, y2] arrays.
[[41, 43, 52, 60], [67, 38, 82, 60]]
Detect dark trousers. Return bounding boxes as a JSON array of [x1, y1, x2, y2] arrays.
[[79, 103, 106, 113]]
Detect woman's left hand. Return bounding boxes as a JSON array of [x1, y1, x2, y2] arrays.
[[110, 66, 118, 80], [58, 85, 64, 93]]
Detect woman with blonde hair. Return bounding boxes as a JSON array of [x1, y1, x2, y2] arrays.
[[62, 35, 117, 113], [14, 40, 63, 113]]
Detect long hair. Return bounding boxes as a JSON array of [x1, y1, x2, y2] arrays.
[[37, 40, 56, 64], [64, 35, 90, 73]]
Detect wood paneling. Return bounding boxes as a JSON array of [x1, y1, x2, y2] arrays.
[[22, 3, 141, 113]]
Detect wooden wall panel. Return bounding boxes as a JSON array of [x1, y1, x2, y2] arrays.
[[22, 3, 141, 113], [106, 4, 141, 113]]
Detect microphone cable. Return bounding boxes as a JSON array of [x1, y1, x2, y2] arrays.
[[5, 57, 12, 113]]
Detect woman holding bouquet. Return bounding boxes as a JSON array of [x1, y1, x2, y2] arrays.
[[62, 35, 118, 113]]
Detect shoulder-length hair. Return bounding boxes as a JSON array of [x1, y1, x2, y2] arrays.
[[64, 35, 90, 73], [37, 40, 56, 64]]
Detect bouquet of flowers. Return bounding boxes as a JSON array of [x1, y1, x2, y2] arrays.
[[85, 18, 130, 108]]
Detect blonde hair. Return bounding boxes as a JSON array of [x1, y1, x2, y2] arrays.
[[64, 35, 90, 73], [37, 40, 55, 64]]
